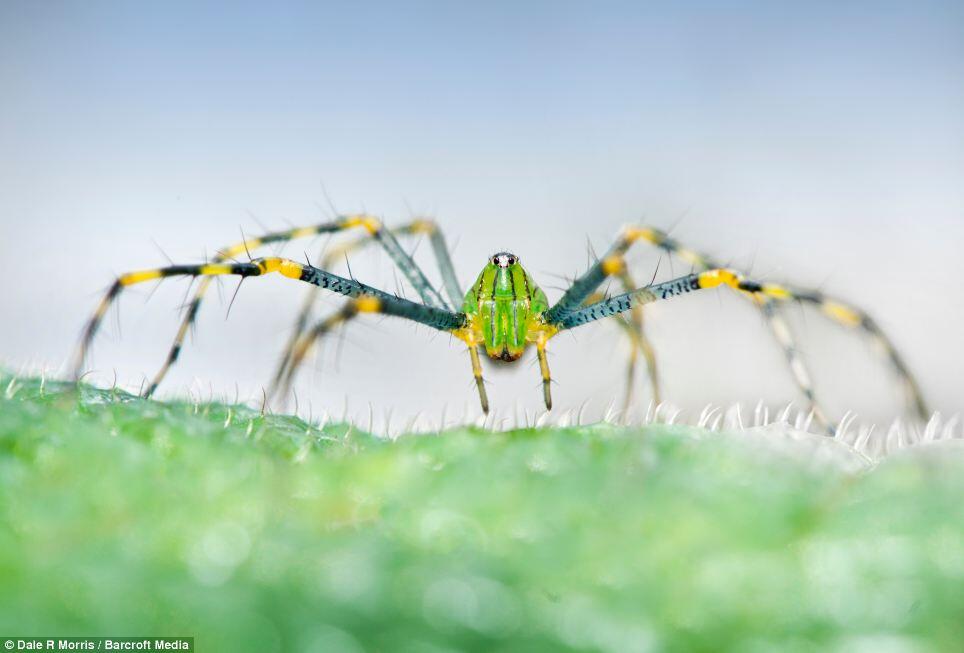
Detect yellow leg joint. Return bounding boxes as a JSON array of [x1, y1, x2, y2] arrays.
[[290, 226, 319, 239], [602, 255, 626, 276], [355, 295, 382, 313], [761, 284, 792, 300], [452, 325, 485, 347], [624, 226, 661, 245], [198, 263, 235, 276], [822, 301, 862, 327], [119, 269, 164, 285], [342, 214, 382, 234], [698, 268, 740, 290], [409, 219, 437, 234], [258, 258, 304, 279]]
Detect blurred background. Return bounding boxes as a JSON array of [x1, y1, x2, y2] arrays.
[[1, 1, 961, 429]]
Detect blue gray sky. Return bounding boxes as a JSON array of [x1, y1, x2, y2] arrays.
[[2, 1, 962, 427]]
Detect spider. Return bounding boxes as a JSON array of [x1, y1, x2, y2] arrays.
[[71, 215, 928, 433]]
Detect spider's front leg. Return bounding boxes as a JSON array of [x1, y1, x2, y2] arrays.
[[542, 268, 797, 417], [271, 218, 464, 398], [547, 225, 930, 432], [544, 227, 829, 424], [142, 214, 452, 398], [72, 257, 465, 393]]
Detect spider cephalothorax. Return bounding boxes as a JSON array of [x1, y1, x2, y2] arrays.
[[73, 215, 928, 434]]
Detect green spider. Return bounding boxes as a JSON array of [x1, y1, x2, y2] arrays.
[[72, 215, 928, 432]]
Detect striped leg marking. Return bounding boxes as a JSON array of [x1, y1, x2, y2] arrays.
[[547, 224, 929, 429], [790, 291, 930, 421], [271, 219, 463, 395], [72, 256, 464, 382], [629, 226, 929, 422], [554, 269, 791, 329], [139, 214, 449, 397], [273, 297, 374, 401]]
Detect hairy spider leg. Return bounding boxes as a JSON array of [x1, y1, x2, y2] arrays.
[[777, 287, 929, 422], [626, 226, 929, 423], [271, 219, 462, 392], [538, 268, 773, 410], [546, 225, 928, 429], [583, 263, 661, 415], [553, 269, 764, 328], [72, 257, 464, 385], [274, 297, 384, 403], [535, 332, 553, 410], [616, 266, 660, 412], [582, 304, 659, 414], [277, 299, 493, 415], [109, 214, 449, 397], [543, 227, 830, 428]]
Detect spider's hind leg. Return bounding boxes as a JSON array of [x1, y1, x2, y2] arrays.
[[790, 289, 930, 422], [753, 295, 830, 431]]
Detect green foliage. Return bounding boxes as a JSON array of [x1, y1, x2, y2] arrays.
[[1, 374, 962, 652]]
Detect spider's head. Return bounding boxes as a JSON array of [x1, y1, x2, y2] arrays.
[[464, 251, 530, 305], [489, 252, 519, 269], [483, 252, 525, 299]]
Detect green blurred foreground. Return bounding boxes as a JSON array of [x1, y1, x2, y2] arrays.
[[1, 374, 962, 652]]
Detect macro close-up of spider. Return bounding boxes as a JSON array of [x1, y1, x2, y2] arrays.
[[71, 214, 928, 435], [7, 2, 964, 649]]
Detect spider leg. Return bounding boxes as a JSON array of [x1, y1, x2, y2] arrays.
[[539, 269, 748, 417], [546, 225, 929, 428], [623, 230, 828, 428], [545, 228, 824, 423], [785, 288, 929, 421], [142, 214, 449, 397], [272, 219, 463, 392], [584, 285, 660, 416], [279, 298, 492, 415], [535, 334, 553, 411], [753, 295, 830, 431], [467, 342, 490, 414], [273, 300, 366, 402], [550, 270, 737, 330], [71, 257, 465, 382], [317, 218, 462, 308], [613, 266, 660, 413]]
